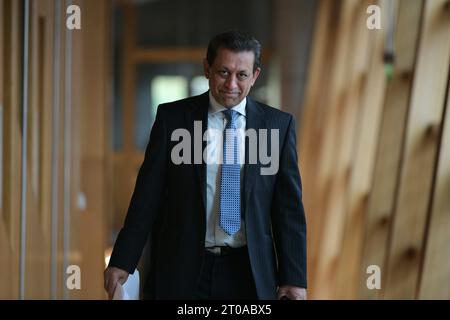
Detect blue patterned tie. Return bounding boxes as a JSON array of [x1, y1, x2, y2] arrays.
[[220, 109, 241, 235]]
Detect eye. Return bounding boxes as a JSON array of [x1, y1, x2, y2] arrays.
[[238, 73, 248, 80], [219, 70, 229, 77]]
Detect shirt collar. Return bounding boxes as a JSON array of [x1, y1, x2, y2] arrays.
[[208, 91, 246, 117]]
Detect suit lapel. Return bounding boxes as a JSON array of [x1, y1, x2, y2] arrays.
[[244, 97, 266, 218], [184, 93, 266, 219], [185, 92, 209, 213]]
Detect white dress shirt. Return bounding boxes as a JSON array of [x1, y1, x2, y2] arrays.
[[204, 92, 247, 248]]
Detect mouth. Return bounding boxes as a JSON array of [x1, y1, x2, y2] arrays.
[[221, 91, 240, 96]]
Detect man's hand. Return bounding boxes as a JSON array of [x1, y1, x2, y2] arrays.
[[104, 267, 129, 300], [278, 285, 307, 300]]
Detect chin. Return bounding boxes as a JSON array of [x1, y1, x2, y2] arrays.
[[221, 97, 241, 107], [223, 101, 238, 108]]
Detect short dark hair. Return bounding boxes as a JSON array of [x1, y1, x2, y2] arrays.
[[206, 30, 261, 72]]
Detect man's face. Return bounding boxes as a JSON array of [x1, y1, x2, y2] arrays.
[[204, 48, 261, 108]]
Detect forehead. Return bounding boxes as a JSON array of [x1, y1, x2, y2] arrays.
[[212, 48, 255, 71]]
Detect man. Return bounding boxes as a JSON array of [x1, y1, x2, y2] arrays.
[[104, 31, 307, 300]]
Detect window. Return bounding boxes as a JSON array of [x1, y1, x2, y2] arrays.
[[151, 75, 188, 118], [135, 75, 190, 151], [190, 76, 209, 96]]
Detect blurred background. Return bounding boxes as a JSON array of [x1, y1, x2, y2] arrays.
[[0, 0, 449, 299]]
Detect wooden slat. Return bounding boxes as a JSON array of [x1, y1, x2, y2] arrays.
[[53, 0, 68, 299], [0, 0, 23, 299], [384, 0, 450, 299], [309, 0, 356, 297], [334, 0, 389, 299], [7, 0, 22, 297], [322, 0, 373, 282], [419, 72, 450, 299], [68, 0, 111, 299], [359, 0, 423, 299], [298, 0, 339, 297], [311, 0, 372, 299], [68, 0, 83, 297], [25, 0, 54, 299]]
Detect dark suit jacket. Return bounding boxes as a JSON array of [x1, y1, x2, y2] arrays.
[[109, 91, 307, 299]]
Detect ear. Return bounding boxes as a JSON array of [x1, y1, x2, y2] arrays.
[[251, 67, 261, 86], [203, 59, 210, 79]]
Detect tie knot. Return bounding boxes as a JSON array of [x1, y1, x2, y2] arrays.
[[223, 109, 238, 122]]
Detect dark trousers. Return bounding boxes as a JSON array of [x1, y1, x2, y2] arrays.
[[195, 246, 258, 300]]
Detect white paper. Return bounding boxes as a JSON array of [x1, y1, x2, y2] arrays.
[[112, 269, 140, 300]]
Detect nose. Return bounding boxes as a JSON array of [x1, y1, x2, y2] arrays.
[[224, 74, 238, 90]]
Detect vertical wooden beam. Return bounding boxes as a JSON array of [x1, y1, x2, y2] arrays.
[[334, 0, 389, 299], [2, 0, 22, 299], [359, 0, 423, 299], [0, 0, 22, 299], [384, 0, 450, 299], [419, 73, 450, 299], [298, 0, 339, 297], [55, 1, 67, 298], [311, 0, 367, 299], [68, 0, 111, 299], [25, 0, 54, 299], [0, 0, 16, 299]]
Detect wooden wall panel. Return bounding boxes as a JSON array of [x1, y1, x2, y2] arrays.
[[0, 0, 22, 299], [311, 0, 372, 299], [334, 0, 389, 299], [299, 0, 339, 296], [53, 0, 66, 300], [0, 0, 111, 300], [359, 0, 423, 299], [25, 0, 54, 299], [419, 73, 450, 299], [384, 0, 450, 299], [69, 0, 111, 299], [299, 0, 450, 300], [308, 0, 357, 298]]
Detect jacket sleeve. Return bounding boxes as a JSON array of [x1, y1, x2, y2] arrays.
[[271, 115, 307, 288], [108, 104, 168, 274]]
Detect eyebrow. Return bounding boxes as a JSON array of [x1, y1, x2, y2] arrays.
[[221, 67, 249, 73]]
